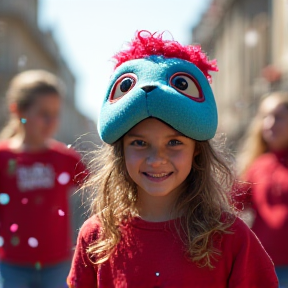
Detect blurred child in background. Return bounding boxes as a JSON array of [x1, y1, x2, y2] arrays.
[[67, 31, 278, 288], [237, 91, 288, 287], [0, 70, 85, 288]]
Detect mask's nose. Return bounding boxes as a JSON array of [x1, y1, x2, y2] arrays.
[[141, 85, 157, 93]]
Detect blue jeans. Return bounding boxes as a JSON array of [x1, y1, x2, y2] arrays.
[[276, 266, 288, 288], [0, 261, 70, 288]]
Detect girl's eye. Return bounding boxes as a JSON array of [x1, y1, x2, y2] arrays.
[[109, 73, 137, 102], [131, 140, 146, 146], [170, 73, 202, 100], [169, 139, 182, 146]]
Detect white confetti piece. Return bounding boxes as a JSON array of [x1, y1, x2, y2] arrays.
[[57, 172, 70, 185], [0, 236, 4, 247], [58, 209, 65, 216], [28, 237, 38, 248]]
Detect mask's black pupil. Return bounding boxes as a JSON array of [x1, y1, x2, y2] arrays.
[[174, 77, 188, 90], [120, 78, 133, 92]]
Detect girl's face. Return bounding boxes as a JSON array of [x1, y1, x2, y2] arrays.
[[123, 118, 196, 201], [20, 94, 61, 144], [260, 97, 288, 151]]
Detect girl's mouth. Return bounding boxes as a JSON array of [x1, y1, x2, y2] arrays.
[[142, 172, 173, 182]]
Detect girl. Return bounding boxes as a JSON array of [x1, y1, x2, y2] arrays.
[[0, 70, 85, 288], [67, 31, 278, 287], [237, 91, 288, 287]]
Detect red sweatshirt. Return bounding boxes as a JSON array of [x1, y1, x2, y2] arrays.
[[243, 151, 288, 266], [0, 140, 86, 266], [67, 215, 278, 288]]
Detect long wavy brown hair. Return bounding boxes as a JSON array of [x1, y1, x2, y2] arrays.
[[82, 132, 236, 268], [237, 91, 288, 177]]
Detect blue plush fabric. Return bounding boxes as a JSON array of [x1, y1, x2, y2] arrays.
[[98, 56, 217, 143]]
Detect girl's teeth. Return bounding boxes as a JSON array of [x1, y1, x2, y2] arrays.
[[147, 173, 169, 178]]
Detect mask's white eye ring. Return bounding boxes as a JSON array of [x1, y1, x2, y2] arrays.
[[109, 73, 137, 102], [170, 72, 204, 102]]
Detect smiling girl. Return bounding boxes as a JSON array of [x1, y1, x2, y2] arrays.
[[67, 31, 278, 288]]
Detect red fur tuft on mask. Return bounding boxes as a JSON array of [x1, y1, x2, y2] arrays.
[[113, 30, 218, 83]]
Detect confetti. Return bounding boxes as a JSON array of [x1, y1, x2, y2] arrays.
[[57, 172, 70, 185], [58, 209, 65, 216], [0, 193, 10, 205], [28, 237, 38, 248], [0, 236, 4, 247], [10, 224, 18, 233], [11, 236, 20, 246], [8, 159, 16, 174], [21, 198, 28, 205], [35, 261, 42, 270]]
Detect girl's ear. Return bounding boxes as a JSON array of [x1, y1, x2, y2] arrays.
[[193, 142, 201, 158], [193, 149, 200, 158], [9, 103, 24, 119]]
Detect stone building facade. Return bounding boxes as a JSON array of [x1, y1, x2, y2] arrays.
[[192, 0, 288, 145], [0, 0, 99, 146]]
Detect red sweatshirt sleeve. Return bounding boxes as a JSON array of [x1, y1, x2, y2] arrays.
[[67, 217, 98, 288], [227, 218, 278, 288]]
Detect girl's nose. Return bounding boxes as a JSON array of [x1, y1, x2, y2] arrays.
[[146, 148, 167, 166]]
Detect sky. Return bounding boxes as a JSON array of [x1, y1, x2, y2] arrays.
[[39, 0, 210, 123]]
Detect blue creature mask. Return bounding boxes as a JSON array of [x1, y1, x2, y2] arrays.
[[98, 33, 218, 144]]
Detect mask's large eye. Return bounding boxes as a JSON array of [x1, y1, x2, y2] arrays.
[[109, 73, 137, 102], [170, 73, 203, 101]]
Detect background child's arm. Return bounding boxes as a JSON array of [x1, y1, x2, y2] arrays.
[[67, 217, 98, 288]]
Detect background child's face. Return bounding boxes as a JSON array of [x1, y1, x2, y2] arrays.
[[20, 94, 61, 144], [123, 118, 196, 202], [260, 97, 288, 151]]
